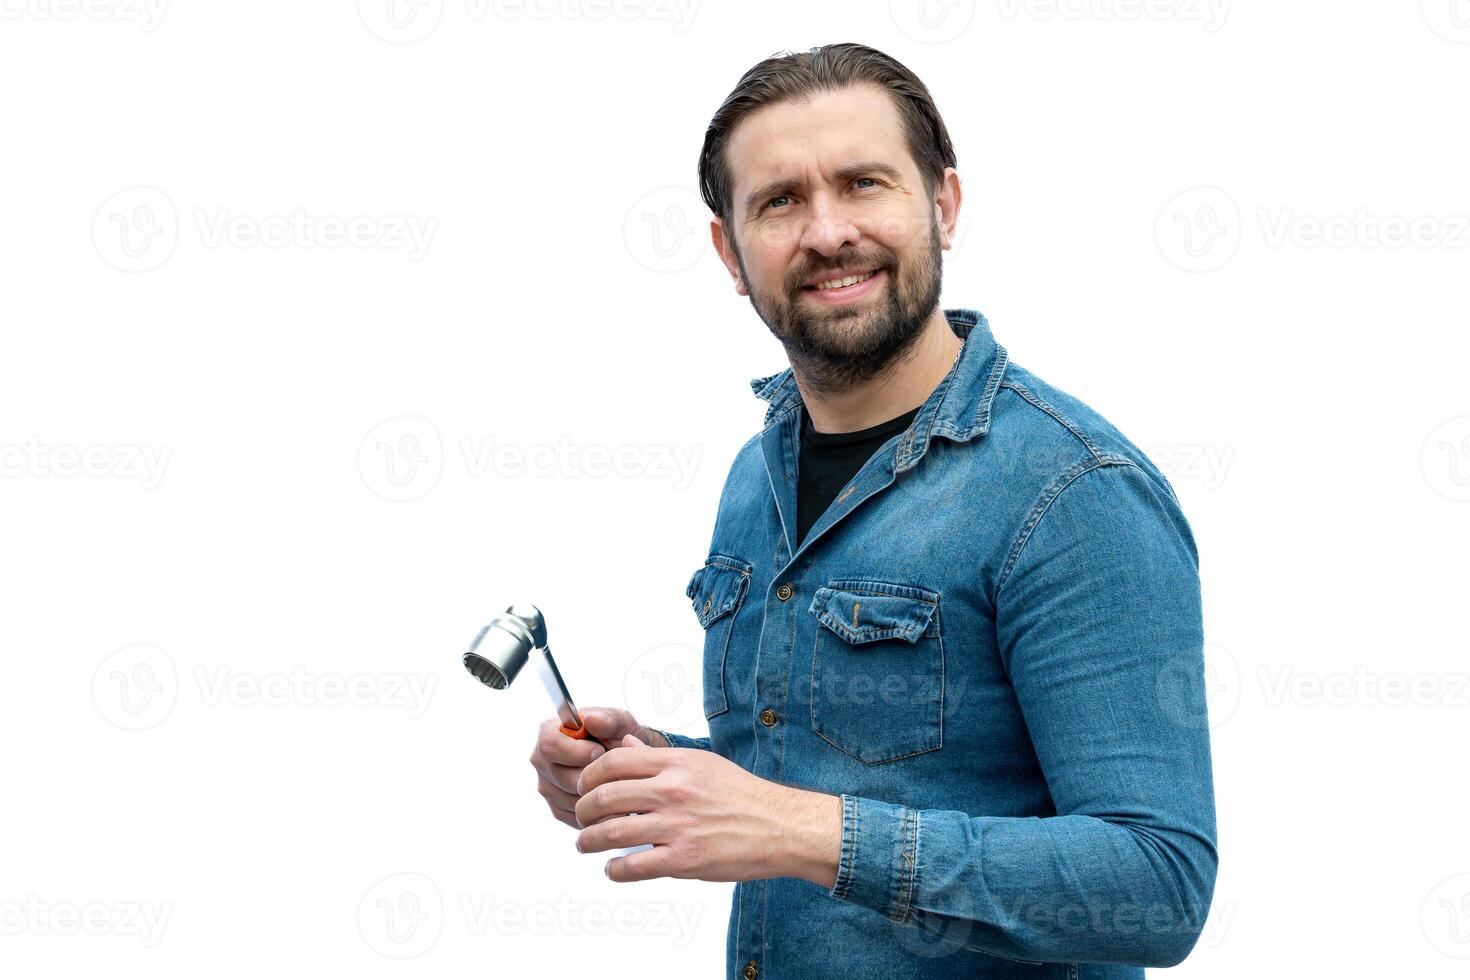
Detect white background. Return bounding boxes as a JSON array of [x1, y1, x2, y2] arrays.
[[3, 1, 1468, 976]]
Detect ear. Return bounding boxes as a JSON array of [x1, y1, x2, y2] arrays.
[[933, 167, 963, 252], [710, 217, 748, 296]]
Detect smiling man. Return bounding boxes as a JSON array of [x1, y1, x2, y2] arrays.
[[529, 42, 1217, 979]]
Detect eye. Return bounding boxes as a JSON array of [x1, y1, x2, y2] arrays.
[[853, 177, 880, 190], [764, 195, 791, 212]]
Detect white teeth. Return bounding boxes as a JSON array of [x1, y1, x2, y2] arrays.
[[814, 270, 876, 290]]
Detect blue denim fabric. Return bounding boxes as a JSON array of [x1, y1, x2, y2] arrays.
[[654, 309, 1217, 979]]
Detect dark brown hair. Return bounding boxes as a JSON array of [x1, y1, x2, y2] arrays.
[[697, 42, 958, 226]]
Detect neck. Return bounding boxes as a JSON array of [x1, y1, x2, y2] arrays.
[[797, 308, 962, 434]]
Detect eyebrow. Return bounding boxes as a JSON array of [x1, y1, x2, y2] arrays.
[[741, 160, 905, 219]]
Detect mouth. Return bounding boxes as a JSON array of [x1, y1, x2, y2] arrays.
[[799, 267, 886, 304]]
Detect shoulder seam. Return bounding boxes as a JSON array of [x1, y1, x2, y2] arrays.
[[999, 379, 1107, 462], [996, 457, 1142, 593]]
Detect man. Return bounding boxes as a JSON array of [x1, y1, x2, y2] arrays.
[[529, 42, 1217, 978]]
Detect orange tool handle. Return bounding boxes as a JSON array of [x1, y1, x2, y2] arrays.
[[559, 718, 590, 740]]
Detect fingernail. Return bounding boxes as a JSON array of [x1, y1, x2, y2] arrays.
[[604, 860, 612, 878]]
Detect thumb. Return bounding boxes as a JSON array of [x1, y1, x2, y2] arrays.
[[579, 707, 639, 740]]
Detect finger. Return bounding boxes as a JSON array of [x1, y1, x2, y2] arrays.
[[574, 775, 665, 829], [549, 806, 579, 829], [537, 720, 607, 767], [576, 813, 667, 855], [539, 760, 589, 796], [605, 844, 672, 883], [577, 740, 667, 795], [537, 776, 580, 813]]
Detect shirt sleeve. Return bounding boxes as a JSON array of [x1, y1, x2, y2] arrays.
[[647, 727, 712, 752], [827, 459, 1219, 968]]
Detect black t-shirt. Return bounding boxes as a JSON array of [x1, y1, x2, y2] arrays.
[[796, 401, 922, 548]]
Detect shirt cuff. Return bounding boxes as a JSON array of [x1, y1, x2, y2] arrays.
[[828, 794, 921, 924], [646, 727, 711, 752]]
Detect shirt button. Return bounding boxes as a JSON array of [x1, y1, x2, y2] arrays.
[[743, 961, 759, 980], [759, 708, 778, 727], [776, 583, 793, 601]]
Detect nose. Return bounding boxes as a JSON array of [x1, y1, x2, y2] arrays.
[[796, 191, 862, 257]]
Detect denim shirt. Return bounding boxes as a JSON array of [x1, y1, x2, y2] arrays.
[[654, 309, 1218, 979]]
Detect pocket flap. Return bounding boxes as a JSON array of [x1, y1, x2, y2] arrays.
[[809, 581, 939, 644], [686, 555, 751, 629]]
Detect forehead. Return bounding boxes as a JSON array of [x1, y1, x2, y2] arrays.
[[726, 84, 912, 194]]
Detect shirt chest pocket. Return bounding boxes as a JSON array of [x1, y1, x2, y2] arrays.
[[808, 579, 945, 764], [685, 555, 752, 720]]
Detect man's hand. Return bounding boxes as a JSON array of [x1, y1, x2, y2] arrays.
[[529, 708, 669, 829], [574, 733, 841, 887]]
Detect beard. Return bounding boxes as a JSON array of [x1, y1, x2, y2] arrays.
[[737, 218, 943, 397]]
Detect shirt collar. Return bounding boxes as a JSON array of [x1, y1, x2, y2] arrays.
[[749, 307, 1009, 471]]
